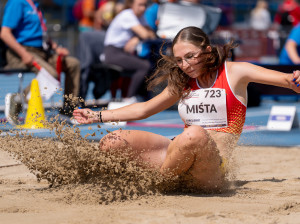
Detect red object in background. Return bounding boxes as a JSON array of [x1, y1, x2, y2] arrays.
[[56, 54, 62, 83], [72, 0, 102, 20], [32, 61, 41, 71], [98, 0, 107, 8], [72, 0, 84, 20], [110, 77, 131, 99], [274, 0, 300, 26]]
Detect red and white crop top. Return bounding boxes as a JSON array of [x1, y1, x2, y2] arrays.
[[178, 62, 247, 135]]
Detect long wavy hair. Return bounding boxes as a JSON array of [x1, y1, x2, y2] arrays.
[[147, 26, 237, 98]]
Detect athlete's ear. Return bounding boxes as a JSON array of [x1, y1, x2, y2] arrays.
[[206, 46, 212, 52]]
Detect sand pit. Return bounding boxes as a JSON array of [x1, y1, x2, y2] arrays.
[[0, 129, 300, 223]]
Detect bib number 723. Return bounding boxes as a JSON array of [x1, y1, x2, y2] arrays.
[[204, 89, 222, 98]]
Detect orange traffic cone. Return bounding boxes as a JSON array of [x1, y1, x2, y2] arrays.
[[17, 79, 47, 129]]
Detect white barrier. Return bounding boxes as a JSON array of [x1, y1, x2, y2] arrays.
[[267, 106, 299, 131]]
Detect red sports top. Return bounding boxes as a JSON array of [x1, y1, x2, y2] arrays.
[[186, 62, 247, 135]]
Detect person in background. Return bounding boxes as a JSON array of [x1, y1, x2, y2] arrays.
[[143, 0, 202, 31], [103, 0, 156, 103], [249, 0, 271, 30], [1, 0, 81, 124], [78, 0, 100, 32], [279, 23, 300, 64], [272, 0, 300, 55], [78, 0, 124, 101], [73, 26, 300, 191], [273, 0, 300, 29], [94, 0, 124, 30], [179, 0, 201, 5], [144, 0, 160, 32]]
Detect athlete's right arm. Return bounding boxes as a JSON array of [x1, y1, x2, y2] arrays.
[[73, 86, 180, 124]]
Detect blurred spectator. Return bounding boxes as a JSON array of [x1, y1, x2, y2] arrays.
[[249, 0, 271, 30], [279, 24, 300, 64], [78, 0, 123, 101], [273, 0, 300, 30], [103, 0, 156, 103], [78, 30, 106, 100], [75, 0, 124, 32], [94, 0, 124, 30], [78, 0, 100, 32], [155, 0, 221, 39], [179, 0, 201, 5], [144, 0, 160, 32], [1, 0, 81, 124], [144, 0, 204, 34], [273, 0, 300, 55]]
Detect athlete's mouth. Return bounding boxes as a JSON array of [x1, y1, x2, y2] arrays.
[[186, 69, 195, 74]]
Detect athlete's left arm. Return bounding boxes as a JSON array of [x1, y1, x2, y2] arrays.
[[230, 62, 300, 94]]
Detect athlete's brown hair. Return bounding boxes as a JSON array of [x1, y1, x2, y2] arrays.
[[147, 26, 237, 98]]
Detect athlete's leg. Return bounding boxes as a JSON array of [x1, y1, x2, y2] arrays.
[[160, 125, 224, 190], [100, 130, 171, 169], [100, 126, 224, 190]]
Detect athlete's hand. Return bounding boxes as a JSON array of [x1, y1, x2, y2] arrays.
[[291, 70, 300, 93], [73, 108, 99, 124]]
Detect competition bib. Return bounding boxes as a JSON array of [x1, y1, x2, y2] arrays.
[[178, 88, 228, 129]]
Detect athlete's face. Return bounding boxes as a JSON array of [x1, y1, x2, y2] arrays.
[[173, 41, 203, 79], [132, 0, 147, 17]]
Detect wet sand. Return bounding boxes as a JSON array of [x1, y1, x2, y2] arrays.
[[1, 134, 300, 223]]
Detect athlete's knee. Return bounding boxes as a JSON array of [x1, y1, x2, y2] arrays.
[[182, 125, 209, 147], [178, 126, 216, 158], [99, 130, 128, 152]]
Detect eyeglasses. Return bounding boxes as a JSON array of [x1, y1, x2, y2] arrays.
[[174, 49, 201, 66]]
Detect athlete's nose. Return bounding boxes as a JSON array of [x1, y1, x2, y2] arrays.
[[181, 59, 190, 69]]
